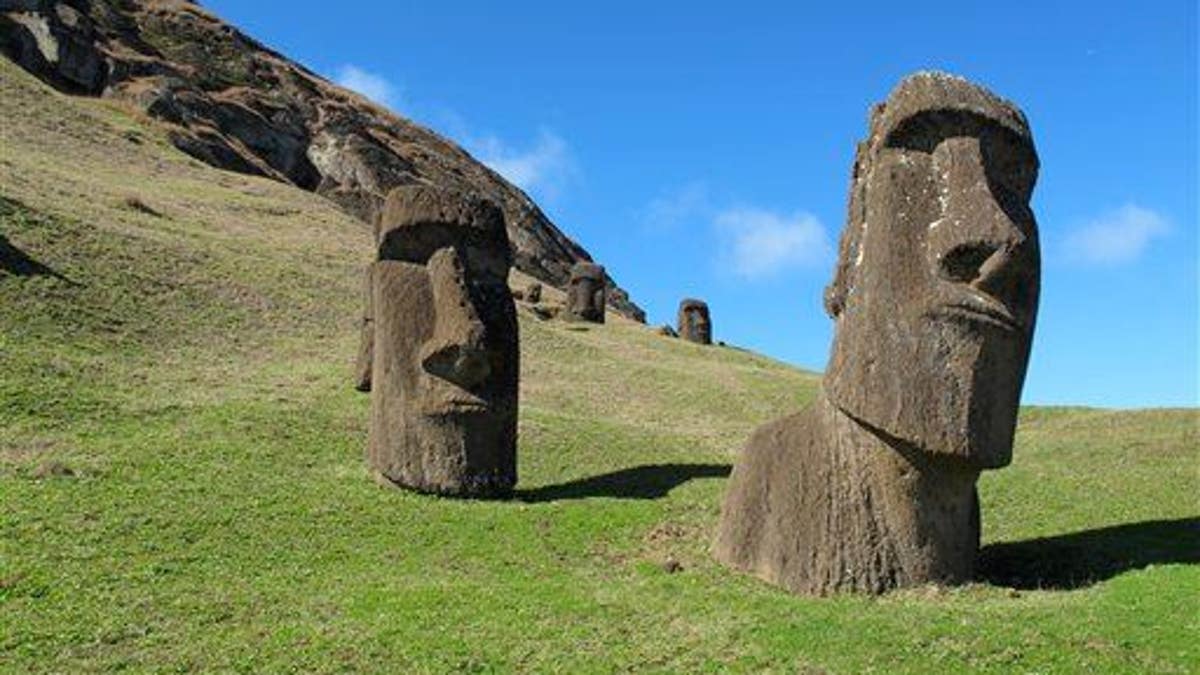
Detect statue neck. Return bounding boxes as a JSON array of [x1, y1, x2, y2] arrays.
[[818, 394, 981, 586]]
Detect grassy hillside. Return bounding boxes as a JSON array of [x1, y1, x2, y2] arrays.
[[2, 58, 1197, 673]]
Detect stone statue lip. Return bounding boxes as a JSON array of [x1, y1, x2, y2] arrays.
[[424, 394, 490, 416], [933, 292, 1023, 333]]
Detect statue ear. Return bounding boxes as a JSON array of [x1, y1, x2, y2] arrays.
[[825, 140, 872, 319]]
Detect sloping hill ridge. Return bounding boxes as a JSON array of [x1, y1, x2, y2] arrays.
[[2, 50, 1198, 673], [0, 0, 646, 321]]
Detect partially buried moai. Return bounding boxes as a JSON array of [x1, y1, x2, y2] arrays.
[[677, 299, 711, 344], [357, 185, 519, 498], [714, 72, 1041, 594], [524, 281, 542, 304], [565, 262, 606, 323]]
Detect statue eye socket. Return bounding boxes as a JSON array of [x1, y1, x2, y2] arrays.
[[981, 134, 1037, 200], [379, 221, 460, 263], [885, 111, 1034, 162], [379, 223, 510, 276], [884, 110, 994, 153], [884, 112, 1038, 202]]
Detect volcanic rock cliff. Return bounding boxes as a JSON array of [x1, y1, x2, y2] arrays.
[[0, 0, 645, 321]]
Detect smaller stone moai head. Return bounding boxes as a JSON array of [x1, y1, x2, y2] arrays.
[[823, 72, 1041, 470], [677, 299, 712, 344], [368, 185, 519, 497], [525, 281, 542, 304], [565, 262, 606, 323]]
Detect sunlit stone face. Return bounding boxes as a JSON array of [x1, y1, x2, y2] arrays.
[[368, 186, 518, 496], [824, 74, 1041, 469], [565, 262, 606, 323]]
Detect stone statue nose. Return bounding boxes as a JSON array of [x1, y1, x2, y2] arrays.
[[421, 247, 491, 388], [932, 137, 1027, 293]]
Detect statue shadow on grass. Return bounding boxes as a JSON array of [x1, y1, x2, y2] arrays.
[[978, 516, 1200, 590], [0, 234, 72, 282], [517, 463, 731, 503]]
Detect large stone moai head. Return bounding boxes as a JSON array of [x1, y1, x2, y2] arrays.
[[824, 72, 1041, 469], [677, 299, 712, 344], [368, 185, 519, 497], [565, 262, 606, 323]]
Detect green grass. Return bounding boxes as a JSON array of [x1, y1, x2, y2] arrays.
[[2, 58, 1198, 673]]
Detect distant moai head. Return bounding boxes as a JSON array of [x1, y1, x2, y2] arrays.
[[368, 185, 518, 497], [823, 72, 1041, 469], [525, 281, 542, 304], [677, 299, 712, 344], [565, 262, 606, 323]]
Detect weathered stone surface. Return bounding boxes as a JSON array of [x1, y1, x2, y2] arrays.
[[656, 324, 678, 338], [361, 185, 518, 498], [353, 264, 374, 392], [0, 0, 645, 322], [0, 2, 107, 94], [564, 262, 605, 323], [677, 298, 711, 345], [715, 72, 1041, 594]]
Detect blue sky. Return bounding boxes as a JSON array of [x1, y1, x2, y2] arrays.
[[204, 0, 1197, 408]]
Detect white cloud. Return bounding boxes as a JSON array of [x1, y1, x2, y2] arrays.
[[334, 64, 400, 110], [1064, 204, 1170, 265], [470, 129, 576, 203], [328, 69, 573, 204], [716, 208, 831, 279], [641, 182, 711, 230]]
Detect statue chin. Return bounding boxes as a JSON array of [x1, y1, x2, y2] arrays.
[[825, 320, 1025, 471]]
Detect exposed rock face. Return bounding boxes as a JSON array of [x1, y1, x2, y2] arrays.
[[363, 186, 518, 498], [564, 261, 605, 323], [0, 0, 645, 322], [714, 72, 1041, 595], [677, 298, 711, 344]]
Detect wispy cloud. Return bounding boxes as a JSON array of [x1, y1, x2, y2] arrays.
[[334, 64, 400, 110], [1064, 204, 1170, 265], [469, 129, 577, 204], [640, 182, 711, 230], [328, 69, 574, 205], [716, 207, 831, 279]]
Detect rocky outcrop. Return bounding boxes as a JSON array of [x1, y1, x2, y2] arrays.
[[0, 0, 645, 321]]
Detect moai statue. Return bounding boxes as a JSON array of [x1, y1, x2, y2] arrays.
[[357, 185, 519, 498], [565, 262, 606, 323], [677, 299, 712, 345], [525, 281, 543, 304], [714, 72, 1041, 594]]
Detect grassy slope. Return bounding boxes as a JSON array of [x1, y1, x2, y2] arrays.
[[1, 58, 1197, 673]]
